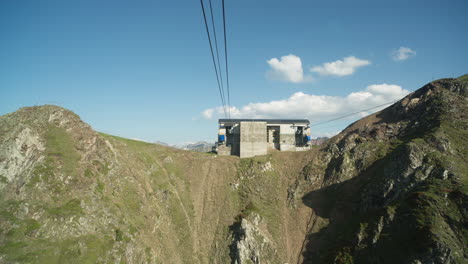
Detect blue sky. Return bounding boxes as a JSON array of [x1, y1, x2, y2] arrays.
[[1, 0, 467, 144]]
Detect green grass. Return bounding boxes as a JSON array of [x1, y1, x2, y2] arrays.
[[0, 199, 115, 264], [457, 74, 468, 82], [392, 178, 465, 259], [333, 247, 354, 264], [436, 97, 468, 189], [0, 200, 22, 222], [91, 160, 110, 175], [235, 201, 260, 221], [47, 198, 83, 218], [0, 174, 8, 184], [6, 219, 41, 239], [95, 180, 104, 194], [45, 125, 80, 177], [0, 209, 17, 222], [119, 185, 142, 214], [0, 241, 29, 262], [84, 168, 93, 178], [0, 235, 116, 264], [114, 229, 124, 242]]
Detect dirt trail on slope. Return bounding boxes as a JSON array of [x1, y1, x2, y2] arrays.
[[188, 155, 239, 262], [153, 158, 198, 259]]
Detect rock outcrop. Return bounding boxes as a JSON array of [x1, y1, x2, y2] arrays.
[[230, 214, 277, 264]]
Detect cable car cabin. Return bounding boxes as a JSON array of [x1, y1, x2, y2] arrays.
[[217, 119, 311, 158]]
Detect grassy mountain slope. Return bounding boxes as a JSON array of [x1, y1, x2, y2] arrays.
[[0, 76, 466, 263], [0, 106, 315, 263]]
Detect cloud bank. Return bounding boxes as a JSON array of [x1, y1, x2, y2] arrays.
[[311, 56, 371, 77], [392, 47, 416, 61], [202, 84, 410, 123]]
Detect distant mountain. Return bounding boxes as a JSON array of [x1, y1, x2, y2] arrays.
[[153, 141, 171, 147], [310, 137, 329, 146], [153, 140, 215, 153], [176, 141, 215, 153]]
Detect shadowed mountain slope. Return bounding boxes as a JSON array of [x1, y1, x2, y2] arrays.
[[298, 76, 467, 263]]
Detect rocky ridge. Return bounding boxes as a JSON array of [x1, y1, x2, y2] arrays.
[[296, 77, 467, 263]]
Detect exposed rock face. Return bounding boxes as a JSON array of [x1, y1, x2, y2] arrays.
[[0, 127, 44, 187], [0, 76, 466, 263], [230, 214, 276, 264]]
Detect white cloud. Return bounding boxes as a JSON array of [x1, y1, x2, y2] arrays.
[[202, 84, 409, 123], [392, 47, 416, 61], [266, 54, 312, 83], [367, 84, 408, 97], [202, 108, 214, 119], [311, 56, 371, 77]]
